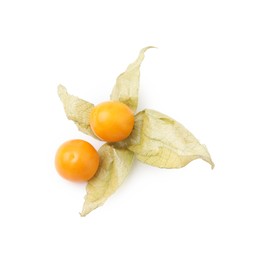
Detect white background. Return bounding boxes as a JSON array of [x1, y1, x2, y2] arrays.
[[0, 0, 259, 259]]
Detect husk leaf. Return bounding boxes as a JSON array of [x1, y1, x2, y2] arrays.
[[110, 46, 155, 112], [116, 109, 214, 169], [81, 144, 134, 216], [57, 85, 98, 139]]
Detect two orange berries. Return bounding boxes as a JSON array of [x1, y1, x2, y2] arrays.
[[55, 101, 134, 182]]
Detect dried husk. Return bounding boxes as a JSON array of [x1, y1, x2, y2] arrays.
[[115, 109, 214, 169], [81, 144, 134, 216]]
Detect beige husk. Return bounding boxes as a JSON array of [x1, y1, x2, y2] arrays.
[[58, 85, 98, 139], [110, 46, 155, 112], [119, 109, 214, 169], [81, 144, 134, 216]]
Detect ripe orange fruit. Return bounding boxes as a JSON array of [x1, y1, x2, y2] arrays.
[[55, 139, 99, 182], [90, 101, 134, 142]]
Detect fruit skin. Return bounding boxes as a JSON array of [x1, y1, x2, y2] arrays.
[[55, 139, 99, 182], [90, 101, 135, 142]]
